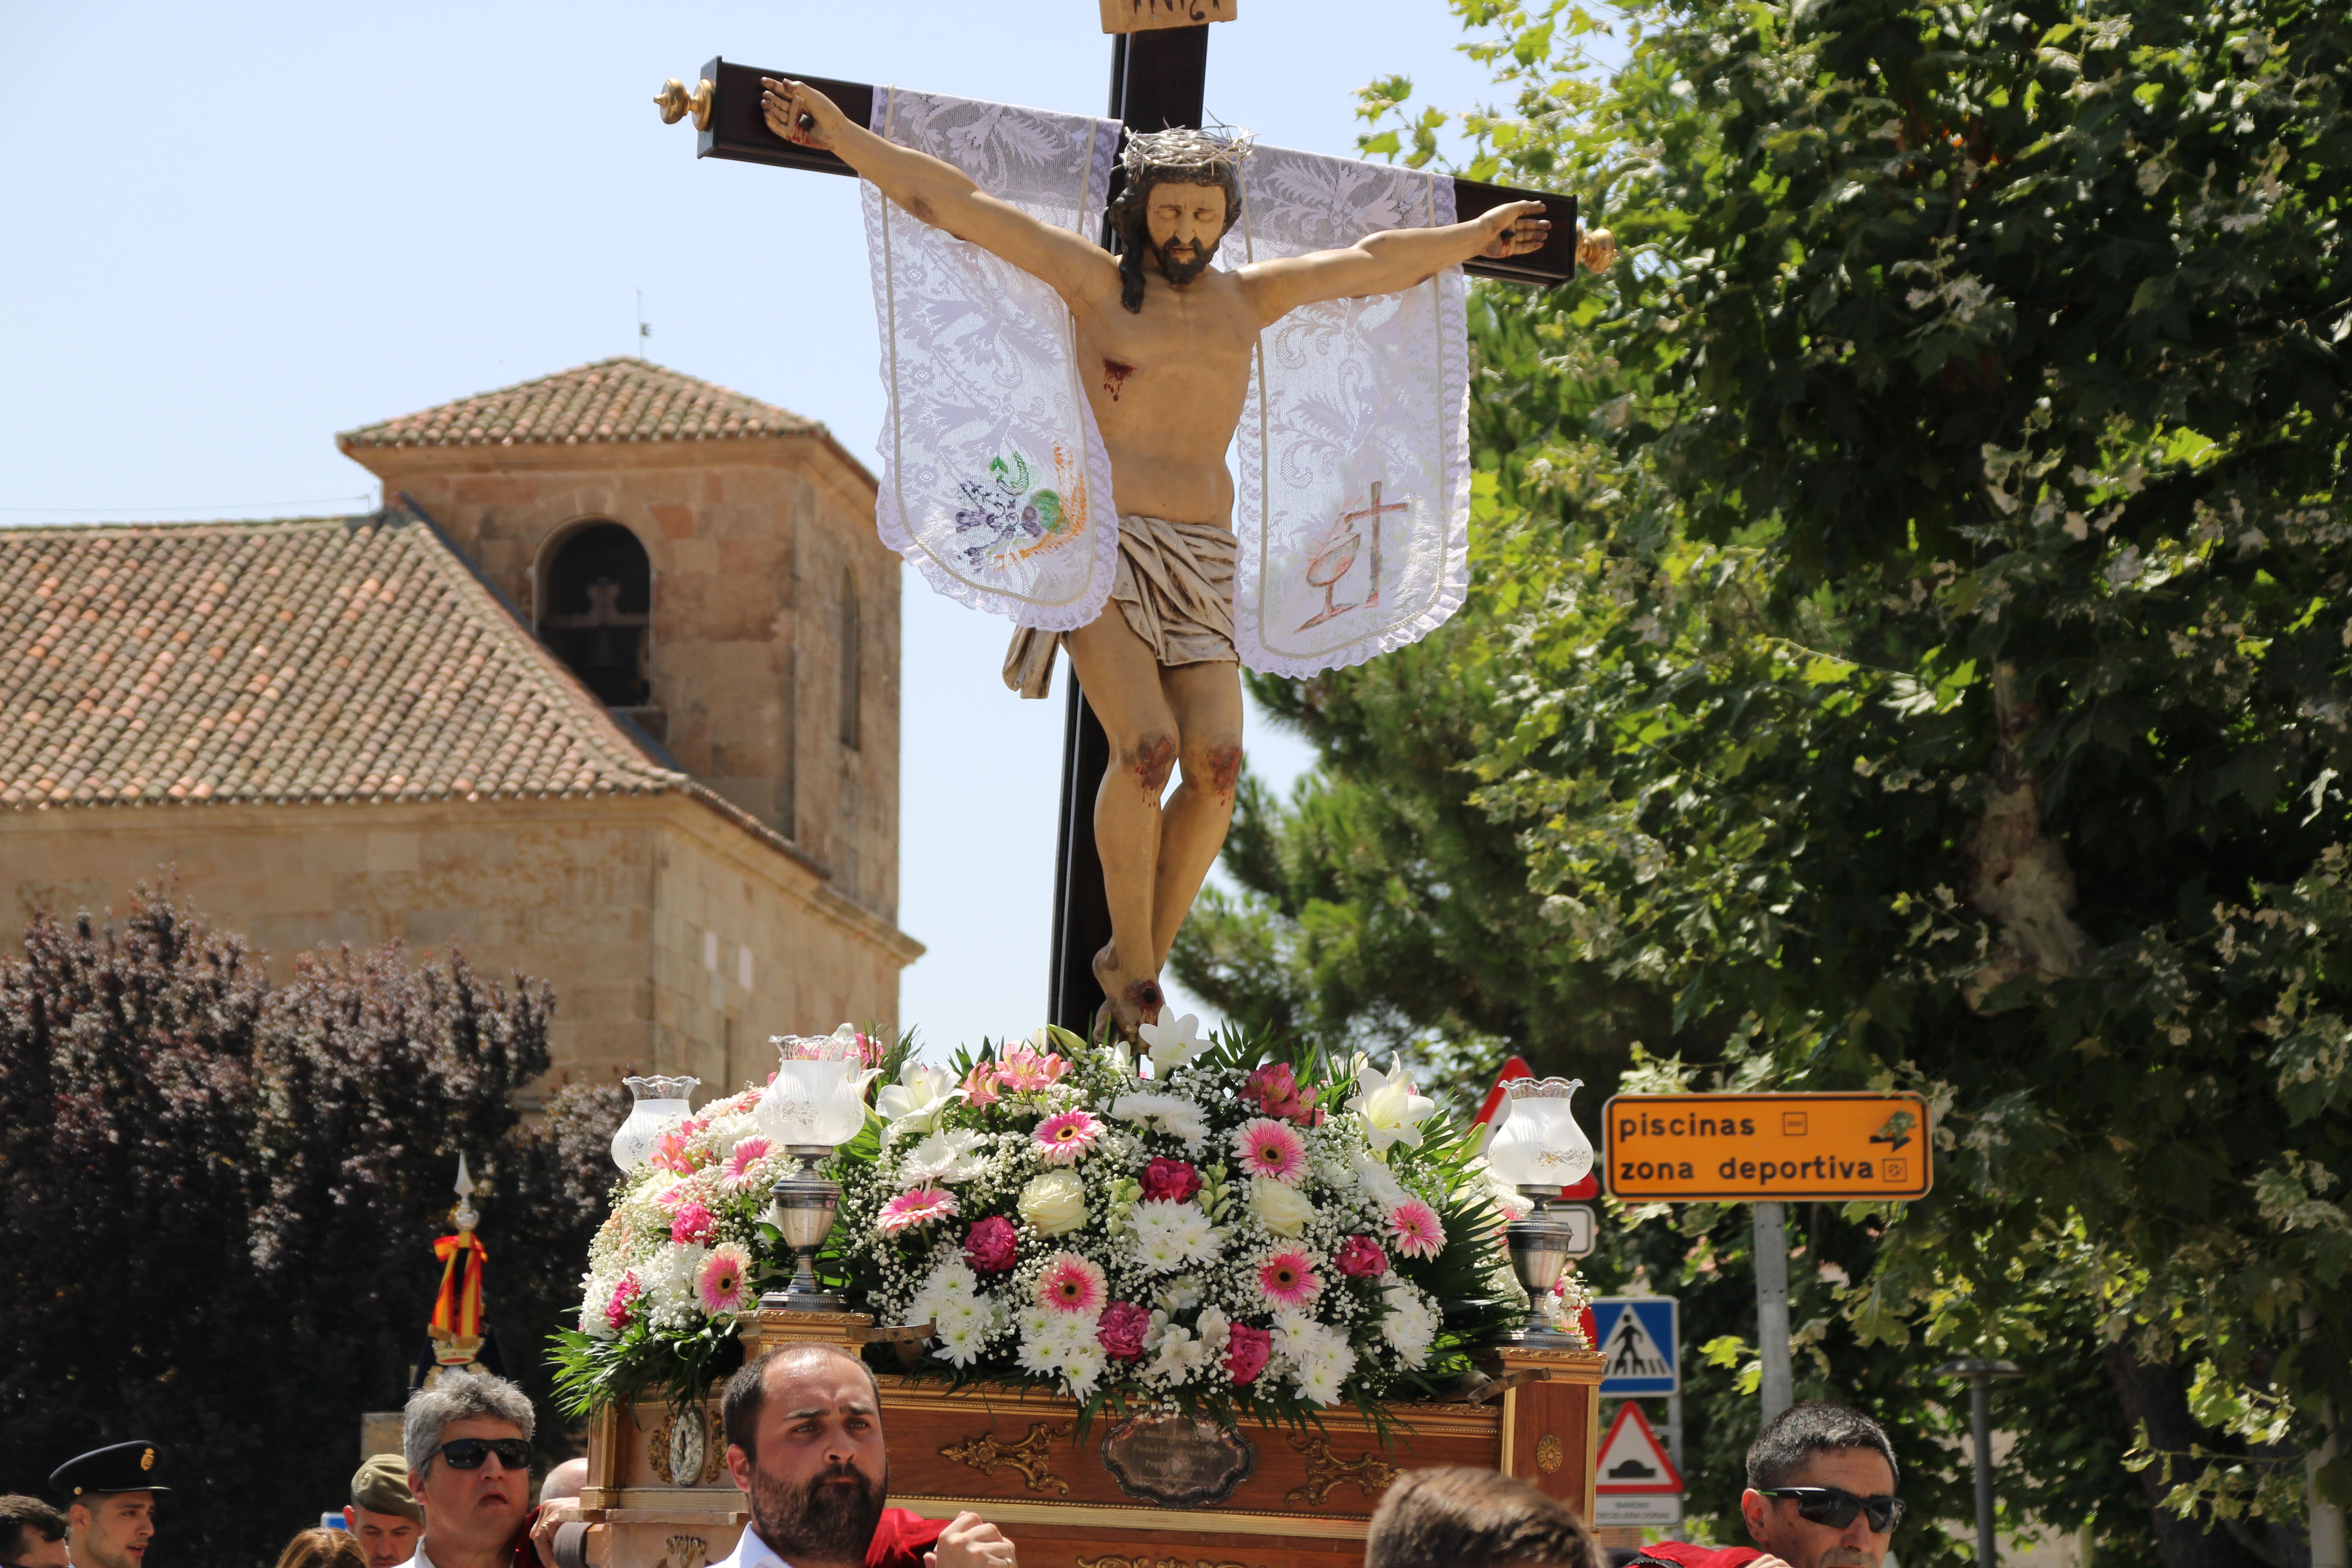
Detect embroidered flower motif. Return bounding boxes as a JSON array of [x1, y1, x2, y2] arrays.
[[1334, 1235, 1390, 1278], [669, 1202, 717, 1245], [1386, 1199, 1446, 1260], [1231, 1117, 1308, 1185], [1225, 1322, 1272, 1385], [1141, 1157, 1202, 1203], [1032, 1109, 1104, 1165], [963, 1215, 1019, 1275], [1036, 1252, 1109, 1316], [720, 1137, 774, 1193], [878, 1186, 960, 1235], [1257, 1247, 1322, 1308], [1096, 1300, 1152, 1359], [696, 1243, 753, 1314]]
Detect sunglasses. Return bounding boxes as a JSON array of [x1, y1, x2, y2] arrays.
[[1757, 1486, 1906, 1533], [434, 1438, 532, 1471]]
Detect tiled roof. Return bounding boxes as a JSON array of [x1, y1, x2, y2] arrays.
[[0, 506, 687, 808], [338, 358, 824, 450]]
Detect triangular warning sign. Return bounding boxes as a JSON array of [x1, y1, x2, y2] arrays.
[[1594, 1402, 1683, 1494], [1601, 1304, 1673, 1382]]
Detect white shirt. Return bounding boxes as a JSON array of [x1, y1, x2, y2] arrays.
[[708, 1525, 791, 1568], [394, 1547, 437, 1568]]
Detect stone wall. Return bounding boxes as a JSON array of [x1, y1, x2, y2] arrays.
[[347, 436, 902, 929], [0, 791, 921, 1099]]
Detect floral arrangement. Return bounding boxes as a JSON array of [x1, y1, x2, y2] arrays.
[[554, 1021, 1550, 1427]]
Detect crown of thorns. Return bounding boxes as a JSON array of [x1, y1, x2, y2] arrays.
[[1118, 125, 1253, 179]]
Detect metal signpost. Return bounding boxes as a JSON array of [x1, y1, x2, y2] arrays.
[[1592, 1294, 1683, 1508]]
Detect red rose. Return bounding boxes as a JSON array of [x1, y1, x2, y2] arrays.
[[1335, 1235, 1390, 1278], [1098, 1300, 1152, 1360], [1141, 1157, 1203, 1203], [1225, 1323, 1272, 1385], [963, 1215, 1019, 1274]]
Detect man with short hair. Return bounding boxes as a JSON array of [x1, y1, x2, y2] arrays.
[[1363, 1466, 1602, 1568], [347, 1455, 425, 1568], [712, 1343, 1014, 1568], [535, 1464, 587, 1511], [400, 1370, 541, 1568], [1632, 1402, 1906, 1568], [48, 1443, 164, 1568], [0, 1497, 71, 1568]]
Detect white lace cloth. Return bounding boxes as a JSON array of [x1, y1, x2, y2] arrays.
[[864, 88, 1123, 632], [1219, 145, 1469, 679]]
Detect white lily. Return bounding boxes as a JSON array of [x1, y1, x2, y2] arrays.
[[1136, 1012, 1212, 1074], [1348, 1056, 1437, 1156], [875, 1060, 964, 1141]]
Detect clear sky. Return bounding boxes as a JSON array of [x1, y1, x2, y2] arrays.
[[0, 0, 1526, 1060]]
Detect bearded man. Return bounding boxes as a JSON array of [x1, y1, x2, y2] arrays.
[[763, 78, 1610, 1037], [715, 1345, 1013, 1568]]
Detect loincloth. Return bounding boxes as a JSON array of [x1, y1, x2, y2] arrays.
[[1002, 514, 1239, 699]]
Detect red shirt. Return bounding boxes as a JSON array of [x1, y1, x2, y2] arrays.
[[1630, 1543, 1764, 1568], [866, 1508, 948, 1568]]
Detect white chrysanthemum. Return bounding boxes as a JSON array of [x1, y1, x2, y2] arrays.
[[1382, 1280, 1440, 1368], [1293, 1343, 1353, 1405], [1350, 1152, 1409, 1210], [1131, 1199, 1220, 1274], [1016, 1331, 1064, 1379], [899, 1127, 989, 1186], [1109, 1091, 1210, 1152], [1061, 1339, 1109, 1399]]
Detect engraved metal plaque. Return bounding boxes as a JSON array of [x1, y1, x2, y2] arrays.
[[1098, 1414, 1256, 1507]]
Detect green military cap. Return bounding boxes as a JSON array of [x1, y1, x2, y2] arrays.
[[50, 1441, 169, 1501], [349, 1454, 421, 1523]]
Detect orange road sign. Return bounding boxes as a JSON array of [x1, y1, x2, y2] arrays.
[[1602, 1092, 1933, 1201]]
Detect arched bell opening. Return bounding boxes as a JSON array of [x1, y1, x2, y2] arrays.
[[540, 521, 653, 708]]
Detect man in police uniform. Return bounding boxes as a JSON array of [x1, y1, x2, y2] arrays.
[[47, 1443, 163, 1568]]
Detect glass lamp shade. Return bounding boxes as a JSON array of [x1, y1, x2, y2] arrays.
[[755, 1034, 879, 1149], [1487, 1077, 1594, 1188], [612, 1074, 701, 1171]]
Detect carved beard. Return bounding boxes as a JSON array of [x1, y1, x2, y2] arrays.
[[748, 1455, 888, 1564], [1154, 234, 1216, 287]]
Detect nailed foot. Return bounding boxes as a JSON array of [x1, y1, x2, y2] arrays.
[[1092, 944, 1165, 1041]]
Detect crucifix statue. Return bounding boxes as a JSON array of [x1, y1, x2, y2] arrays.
[[653, 19, 1613, 1040]]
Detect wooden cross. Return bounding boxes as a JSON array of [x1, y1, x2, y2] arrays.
[[653, 24, 1581, 1033]]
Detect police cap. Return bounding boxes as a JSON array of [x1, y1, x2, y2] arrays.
[[49, 1443, 169, 1502]]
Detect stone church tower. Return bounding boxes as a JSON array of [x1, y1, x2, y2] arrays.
[[0, 358, 916, 1098], [339, 357, 899, 916]]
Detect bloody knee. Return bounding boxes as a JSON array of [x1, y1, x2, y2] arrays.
[[1123, 731, 1178, 797], [1203, 742, 1244, 795]]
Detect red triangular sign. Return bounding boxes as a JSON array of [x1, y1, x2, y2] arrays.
[[1593, 1401, 1683, 1494], [1473, 1056, 1599, 1199]]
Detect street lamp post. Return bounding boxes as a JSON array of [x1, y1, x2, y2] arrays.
[[1935, 1358, 2024, 1568]]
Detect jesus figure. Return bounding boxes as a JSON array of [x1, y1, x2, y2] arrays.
[[765, 78, 1608, 1038]]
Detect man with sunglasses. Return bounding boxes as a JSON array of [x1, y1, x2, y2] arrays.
[[399, 1372, 544, 1568], [1629, 1403, 1905, 1568]]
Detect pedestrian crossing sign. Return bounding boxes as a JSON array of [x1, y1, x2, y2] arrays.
[[1590, 1295, 1679, 1395]]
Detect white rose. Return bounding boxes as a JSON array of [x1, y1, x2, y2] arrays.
[[1018, 1170, 1089, 1236], [1249, 1176, 1314, 1237]]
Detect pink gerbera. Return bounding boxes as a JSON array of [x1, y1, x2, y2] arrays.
[[696, 1243, 753, 1314], [1230, 1117, 1308, 1185], [1032, 1109, 1104, 1164], [670, 1201, 717, 1245], [1386, 1199, 1446, 1260], [1036, 1251, 1108, 1315], [1258, 1246, 1322, 1308], [604, 1271, 644, 1331], [720, 1137, 775, 1192], [878, 1186, 960, 1235]]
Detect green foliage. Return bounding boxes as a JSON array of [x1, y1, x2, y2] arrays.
[[1183, 0, 2350, 1560]]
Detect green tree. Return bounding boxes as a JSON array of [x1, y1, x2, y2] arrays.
[[0, 884, 619, 1567], [1180, 0, 2350, 1561]]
